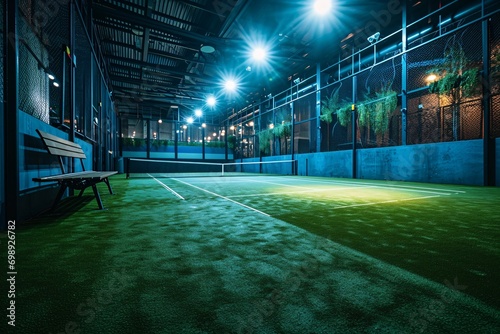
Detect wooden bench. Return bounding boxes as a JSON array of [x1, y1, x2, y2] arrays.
[[32, 129, 117, 210]]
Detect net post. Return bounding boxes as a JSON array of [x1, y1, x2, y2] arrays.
[[222, 163, 225, 177], [126, 158, 130, 178]]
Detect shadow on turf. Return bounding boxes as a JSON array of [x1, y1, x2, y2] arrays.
[[21, 196, 99, 229]]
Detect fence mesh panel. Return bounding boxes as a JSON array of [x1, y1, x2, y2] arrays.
[[491, 13, 500, 138], [0, 2, 3, 104], [406, 21, 484, 144], [17, 1, 70, 124]]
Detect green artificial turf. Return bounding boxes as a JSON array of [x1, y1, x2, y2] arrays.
[[4, 174, 500, 333]]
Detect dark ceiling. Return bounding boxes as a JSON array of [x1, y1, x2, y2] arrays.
[[91, 0, 437, 124]]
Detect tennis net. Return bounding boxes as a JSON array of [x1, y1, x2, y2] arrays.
[[126, 158, 297, 178]]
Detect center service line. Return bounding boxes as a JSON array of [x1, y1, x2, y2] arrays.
[[148, 174, 185, 200], [172, 178, 270, 217]]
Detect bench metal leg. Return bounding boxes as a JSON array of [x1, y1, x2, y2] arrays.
[[78, 188, 85, 197], [103, 178, 114, 194], [92, 185, 105, 210], [51, 184, 68, 211]]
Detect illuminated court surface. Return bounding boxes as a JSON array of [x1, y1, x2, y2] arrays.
[[17, 174, 500, 333]]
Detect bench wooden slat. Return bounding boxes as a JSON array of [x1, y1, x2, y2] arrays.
[[37, 130, 87, 159], [33, 171, 117, 182], [42, 145, 87, 159]]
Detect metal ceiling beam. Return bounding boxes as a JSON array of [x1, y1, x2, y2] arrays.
[[106, 55, 213, 80], [100, 39, 208, 67], [93, 3, 236, 48], [94, 19, 201, 52], [111, 75, 214, 94]]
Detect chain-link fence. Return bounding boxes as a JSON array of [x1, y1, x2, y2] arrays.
[[219, 4, 498, 158], [17, 0, 71, 125], [0, 1, 3, 105], [15, 1, 116, 171], [490, 12, 500, 138]]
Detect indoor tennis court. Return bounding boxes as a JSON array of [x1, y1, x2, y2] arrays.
[[16, 160, 500, 333]]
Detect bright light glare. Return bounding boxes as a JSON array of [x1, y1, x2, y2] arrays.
[[313, 0, 333, 15], [426, 74, 437, 83], [252, 47, 267, 62], [187, 117, 194, 124], [206, 96, 216, 107], [195, 109, 203, 117], [224, 79, 238, 92]]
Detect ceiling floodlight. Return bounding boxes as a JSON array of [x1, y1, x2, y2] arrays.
[[187, 117, 194, 124], [224, 78, 238, 92], [53, 81, 60, 87], [251, 46, 267, 62], [206, 96, 216, 107], [195, 109, 203, 117], [313, 0, 333, 15]]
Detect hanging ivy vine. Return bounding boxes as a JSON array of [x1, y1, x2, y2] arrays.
[[336, 104, 352, 127], [356, 87, 398, 135]]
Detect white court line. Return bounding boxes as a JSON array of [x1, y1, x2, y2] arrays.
[[227, 177, 452, 196], [229, 186, 377, 198], [148, 174, 185, 200], [333, 195, 442, 209], [181, 175, 461, 195], [172, 178, 270, 217], [275, 176, 461, 195]]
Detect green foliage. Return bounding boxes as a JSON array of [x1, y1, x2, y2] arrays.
[[258, 129, 273, 155], [227, 135, 236, 150], [356, 88, 398, 134], [428, 43, 480, 98], [133, 138, 145, 147], [336, 104, 352, 127], [319, 86, 354, 128], [319, 89, 339, 124], [492, 45, 500, 84], [357, 103, 368, 127], [151, 139, 169, 148], [273, 122, 291, 138], [122, 137, 134, 147], [206, 141, 225, 148]]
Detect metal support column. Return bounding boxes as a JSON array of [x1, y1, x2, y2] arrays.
[[224, 122, 228, 160], [352, 75, 357, 179], [482, 4, 494, 185], [146, 119, 151, 159], [202, 125, 206, 160], [290, 101, 295, 174], [316, 63, 321, 153], [4, 0, 19, 228], [69, 0, 76, 163], [401, 0, 408, 145]]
